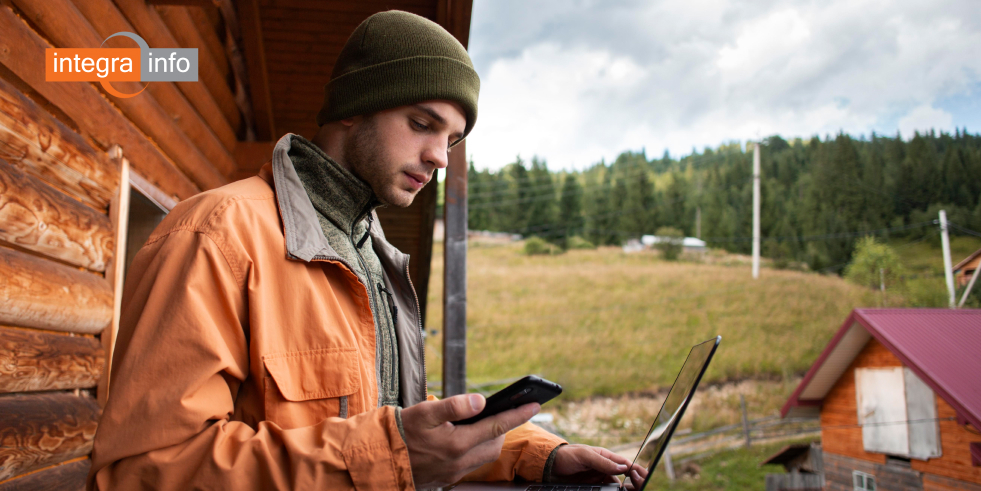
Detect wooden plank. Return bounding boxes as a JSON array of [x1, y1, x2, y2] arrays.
[[0, 78, 116, 211], [155, 5, 256, 147], [114, 0, 242, 133], [12, 0, 230, 190], [0, 246, 112, 335], [0, 158, 113, 272], [230, 140, 274, 181], [256, 0, 436, 15], [186, 6, 230, 82], [0, 458, 89, 491], [0, 393, 99, 482], [98, 148, 129, 407], [130, 170, 178, 212], [69, 0, 237, 156], [0, 326, 103, 393], [237, 0, 276, 140], [0, 4, 199, 200]]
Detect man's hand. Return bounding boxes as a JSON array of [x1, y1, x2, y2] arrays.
[[551, 445, 632, 484], [400, 393, 540, 488]]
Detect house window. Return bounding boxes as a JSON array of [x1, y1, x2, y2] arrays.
[[855, 367, 942, 459], [853, 471, 876, 491], [124, 186, 169, 280]]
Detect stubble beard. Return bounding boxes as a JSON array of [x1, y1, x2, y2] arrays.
[[344, 115, 415, 208]]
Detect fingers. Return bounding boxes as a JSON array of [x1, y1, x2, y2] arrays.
[[427, 394, 486, 426], [458, 402, 540, 444], [576, 446, 629, 476]]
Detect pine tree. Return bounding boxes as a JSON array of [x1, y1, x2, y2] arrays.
[[557, 172, 583, 247]]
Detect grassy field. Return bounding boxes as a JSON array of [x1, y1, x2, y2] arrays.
[[641, 437, 820, 491], [423, 242, 879, 399]]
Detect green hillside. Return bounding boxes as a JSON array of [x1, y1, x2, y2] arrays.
[[424, 243, 880, 398]]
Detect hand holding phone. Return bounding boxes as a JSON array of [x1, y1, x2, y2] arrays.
[[452, 375, 562, 425]]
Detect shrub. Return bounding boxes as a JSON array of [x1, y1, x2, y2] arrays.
[[567, 235, 596, 250], [523, 236, 561, 255], [844, 237, 906, 290], [654, 227, 684, 261]]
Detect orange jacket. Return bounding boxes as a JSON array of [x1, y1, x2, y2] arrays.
[[88, 135, 565, 490]]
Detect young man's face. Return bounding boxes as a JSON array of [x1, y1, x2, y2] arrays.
[[343, 100, 466, 208]]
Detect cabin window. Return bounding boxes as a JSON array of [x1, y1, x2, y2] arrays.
[[125, 186, 169, 280], [852, 471, 875, 491], [855, 367, 942, 459]]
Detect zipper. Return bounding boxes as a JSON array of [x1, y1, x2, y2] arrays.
[[401, 254, 427, 401]]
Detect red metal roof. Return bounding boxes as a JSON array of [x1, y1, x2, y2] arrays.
[[781, 309, 981, 433]]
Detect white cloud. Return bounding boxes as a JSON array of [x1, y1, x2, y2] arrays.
[[466, 0, 981, 170], [898, 104, 954, 138]]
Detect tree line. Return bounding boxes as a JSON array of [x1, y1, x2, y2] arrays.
[[466, 130, 981, 272]]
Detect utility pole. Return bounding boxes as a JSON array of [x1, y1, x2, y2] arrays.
[[939, 210, 955, 308], [752, 142, 761, 279]]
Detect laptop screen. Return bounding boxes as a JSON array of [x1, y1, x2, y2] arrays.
[[624, 336, 719, 491]]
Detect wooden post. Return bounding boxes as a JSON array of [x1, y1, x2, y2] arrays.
[[740, 394, 752, 448], [443, 141, 468, 398], [98, 146, 130, 407]]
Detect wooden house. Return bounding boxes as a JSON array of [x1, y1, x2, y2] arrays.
[[0, 0, 472, 488], [782, 309, 981, 491], [954, 248, 980, 288]]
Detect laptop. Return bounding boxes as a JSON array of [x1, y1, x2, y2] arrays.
[[451, 336, 721, 491]]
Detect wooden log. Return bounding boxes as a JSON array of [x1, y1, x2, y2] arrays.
[[0, 458, 89, 491], [0, 326, 103, 393], [159, 6, 229, 86], [0, 393, 99, 482], [0, 246, 112, 335], [114, 0, 242, 134], [154, 5, 253, 155], [0, 78, 116, 211], [0, 158, 113, 272], [0, 5, 200, 200], [68, 0, 238, 157], [11, 0, 229, 191]]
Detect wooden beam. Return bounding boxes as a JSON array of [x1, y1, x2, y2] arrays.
[[0, 246, 112, 335], [186, 6, 230, 81], [130, 171, 178, 212], [230, 140, 274, 181], [68, 0, 237, 157], [0, 158, 114, 272], [0, 77, 116, 211], [12, 0, 230, 190], [235, 0, 276, 140], [0, 458, 89, 491], [98, 147, 130, 407], [0, 393, 99, 482], [114, 0, 242, 134], [0, 327, 103, 394], [156, 5, 256, 147], [0, 5, 199, 200]]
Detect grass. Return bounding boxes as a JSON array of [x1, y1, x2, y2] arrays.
[[888, 235, 981, 307], [642, 437, 820, 491], [424, 242, 878, 399]]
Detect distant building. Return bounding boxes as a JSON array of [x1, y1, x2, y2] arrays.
[[782, 309, 981, 491], [640, 235, 708, 253], [761, 443, 824, 491], [954, 247, 980, 288]]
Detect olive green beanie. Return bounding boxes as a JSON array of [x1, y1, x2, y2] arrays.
[[316, 10, 480, 143]]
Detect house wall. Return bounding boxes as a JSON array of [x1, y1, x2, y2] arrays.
[[820, 338, 981, 490]]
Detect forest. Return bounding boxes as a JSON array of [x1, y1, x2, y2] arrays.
[[465, 130, 981, 272]]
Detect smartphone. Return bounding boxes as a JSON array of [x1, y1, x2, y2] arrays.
[[452, 375, 562, 425]]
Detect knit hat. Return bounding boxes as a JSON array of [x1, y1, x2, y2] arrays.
[[316, 10, 480, 144]]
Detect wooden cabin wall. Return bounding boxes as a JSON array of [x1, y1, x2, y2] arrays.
[[821, 338, 981, 485], [0, 1, 246, 488]]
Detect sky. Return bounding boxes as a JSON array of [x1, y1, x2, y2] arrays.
[[464, 0, 981, 171]]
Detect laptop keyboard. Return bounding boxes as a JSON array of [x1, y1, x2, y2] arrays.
[[524, 486, 607, 491]]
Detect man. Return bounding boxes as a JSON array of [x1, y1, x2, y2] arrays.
[[89, 10, 630, 489]]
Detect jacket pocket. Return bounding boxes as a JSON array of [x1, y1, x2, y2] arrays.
[[262, 347, 361, 429]]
